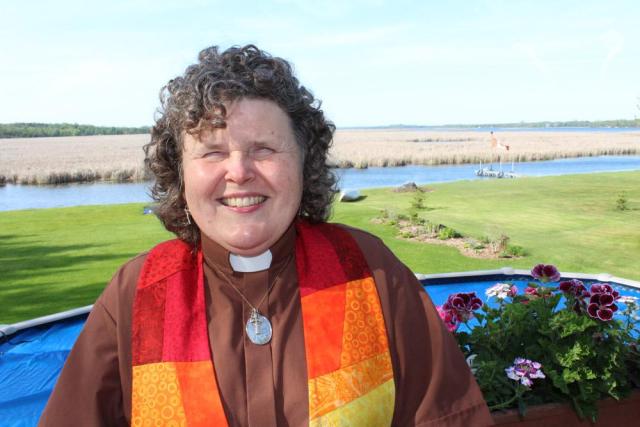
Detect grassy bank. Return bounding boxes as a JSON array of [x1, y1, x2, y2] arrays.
[[1, 171, 639, 323]]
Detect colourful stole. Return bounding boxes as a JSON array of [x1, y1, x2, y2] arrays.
[[131, 222, 395, 426]]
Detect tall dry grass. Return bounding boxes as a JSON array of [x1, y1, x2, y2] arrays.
[[330, 129, 640, 168], [0, 134, 149, 185], [1, 130, 639, 184]]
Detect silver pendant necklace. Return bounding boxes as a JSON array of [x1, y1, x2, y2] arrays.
[[206, 253, 289, 345], [246, 308, 272, 345]]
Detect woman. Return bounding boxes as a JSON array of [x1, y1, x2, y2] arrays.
[[40, 45, 492, 426]]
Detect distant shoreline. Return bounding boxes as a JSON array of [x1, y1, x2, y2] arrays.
[[2, 119, 639, 139], [339, 126, 640, 133]]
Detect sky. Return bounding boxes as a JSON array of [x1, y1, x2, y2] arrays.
[[1, 0, 639, 128]]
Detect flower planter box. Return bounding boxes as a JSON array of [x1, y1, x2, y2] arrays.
[[492, 390, 640, 426], [434, 264, 639, 426]]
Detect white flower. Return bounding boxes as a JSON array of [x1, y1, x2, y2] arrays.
[[618, 295, 638, 305], [505, 357, 545, 388], [485, 283, 517, 300]]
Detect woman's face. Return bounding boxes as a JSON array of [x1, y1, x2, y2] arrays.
[[182, 98, 303, 256]]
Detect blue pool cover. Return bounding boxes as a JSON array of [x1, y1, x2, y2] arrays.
[[1, 276, 638, 426], [0, 315, 86, 426]]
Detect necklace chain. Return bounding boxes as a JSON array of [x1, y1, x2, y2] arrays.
[[204, 253, 291, 314]]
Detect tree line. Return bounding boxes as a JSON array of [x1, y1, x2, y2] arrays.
[[441, 118, 640, 129], [368, 118, 640, 130], [0, 123, 151, 138]]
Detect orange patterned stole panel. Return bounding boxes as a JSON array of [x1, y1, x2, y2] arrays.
[[296, 222, 396, 426]]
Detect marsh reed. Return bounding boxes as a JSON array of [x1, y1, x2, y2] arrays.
[[0, 134, 149, 185], [1, 130, 639, 184], [329, 129, 640, 168]]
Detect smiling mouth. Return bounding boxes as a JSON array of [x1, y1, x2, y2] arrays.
[[219, 196, 267, 208]]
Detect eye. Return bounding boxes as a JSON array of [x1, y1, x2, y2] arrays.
[[203, 150, 228, 161], [252, 146, 276, 159]]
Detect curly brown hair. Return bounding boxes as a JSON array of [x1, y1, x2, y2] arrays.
[[144, 45, 337, 244]]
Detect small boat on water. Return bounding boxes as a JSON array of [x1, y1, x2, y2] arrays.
[[475, 159, 520, 179], [475, 167, 519, 179]]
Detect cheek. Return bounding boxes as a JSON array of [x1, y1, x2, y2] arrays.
[[183, 163, 221, 204]]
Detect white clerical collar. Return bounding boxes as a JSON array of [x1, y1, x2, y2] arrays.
[[229, 250, 273, 272]]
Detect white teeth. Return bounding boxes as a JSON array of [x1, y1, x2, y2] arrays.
[[221, 196, 266, 207]]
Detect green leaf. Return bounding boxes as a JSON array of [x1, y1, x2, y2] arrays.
[[546, 370, 569, 394]]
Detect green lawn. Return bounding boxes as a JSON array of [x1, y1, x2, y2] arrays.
[[0, 205, 172, 323], [1, 171, 639, 323], [334, 171, 640, 281]]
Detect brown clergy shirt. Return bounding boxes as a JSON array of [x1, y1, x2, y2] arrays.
[[39, 224, 493, 426]]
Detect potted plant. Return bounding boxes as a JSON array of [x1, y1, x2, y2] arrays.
[[437, 264, 640, 423]]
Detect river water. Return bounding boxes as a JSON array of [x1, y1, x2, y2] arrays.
[[1, 155, 639, 211]]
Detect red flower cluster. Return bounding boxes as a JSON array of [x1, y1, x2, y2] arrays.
[[558, 279, 591, 313], [525, 286, 541, 297], [442, 292, 483, 322], [558, 279, 589, 298], [587, 283, 620, 321], [523, 285, 553, 303], [436, 306, 458, 332], [531, 264, 561, 282]]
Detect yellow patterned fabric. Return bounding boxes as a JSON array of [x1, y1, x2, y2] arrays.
[[132, 363, 187, 426], [341, 278, 389, 367], [309, 380, 396, 427], [309, 352, 393, 419]]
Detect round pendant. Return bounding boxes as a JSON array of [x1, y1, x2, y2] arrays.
[[246, 309, 272, 345]]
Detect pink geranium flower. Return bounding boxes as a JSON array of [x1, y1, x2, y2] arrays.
[[587, 283, 620, 321], [531, 264, 561, 282], [559, 279, 591, 313], [442, 292, 483, 322], [436, 305, 458, 332], [558, 279, 589, 298]]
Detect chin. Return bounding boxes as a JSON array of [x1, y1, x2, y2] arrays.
[[224, 232, 272, 256], [227, 241, 271, 257]]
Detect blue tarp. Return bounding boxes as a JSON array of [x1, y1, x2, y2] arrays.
[[0, 315, 87, 427]]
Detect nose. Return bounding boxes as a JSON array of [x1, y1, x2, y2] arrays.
[[224, 150, 255, 184]]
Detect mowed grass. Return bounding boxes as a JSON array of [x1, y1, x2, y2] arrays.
[[1, 171, 639, 323], [334, 171, 640, 279], [0, 205, 172, 323]]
